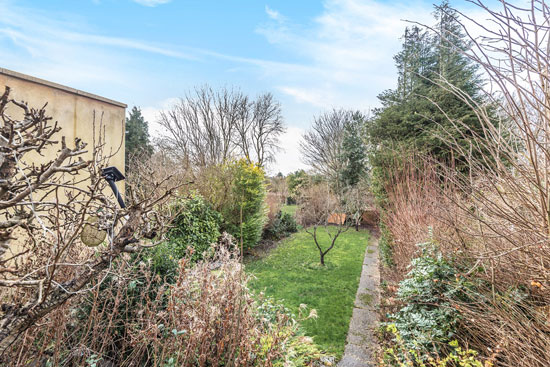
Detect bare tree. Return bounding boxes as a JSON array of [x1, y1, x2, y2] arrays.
[[158, 86, 284, 169], [297, 183, 350, 265], [300, 109, 351, 182], [0, 87, 181, 355], [235, 93, 285, 167], [340, 179, 373, 231], [158, 86, 245, 168]]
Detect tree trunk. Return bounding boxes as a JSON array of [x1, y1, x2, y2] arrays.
[[320, 252, 325, 266]]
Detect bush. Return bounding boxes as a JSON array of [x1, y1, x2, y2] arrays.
[[227, 160, 267, 249], [254, 297, 334, 367], [11, 245, 332, 367], [386, 238, 469, 358], [198, 159, 268, 250], [148, 195, 222, 278], [382, 324, 486, 367], [286, 170, 309, 205], [262, 210, 298, 240], [195, 160, 267, 250]]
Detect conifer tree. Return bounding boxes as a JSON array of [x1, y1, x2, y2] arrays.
[[125, 106, 153, 170], [393, 26, 433, 102], [338, 112, 368, 188], [367, 1, 492, 170]]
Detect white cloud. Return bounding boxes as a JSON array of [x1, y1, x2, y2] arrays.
[[256, 0, 436, 109], [268, 126, 308, 175], [255, 0, 440, 173], [265, 5, 285, 22], [132, 0, 172, 7], [278, 86, 330, 108], [0, 0, 315, 93], [140, 97, 179, 137]]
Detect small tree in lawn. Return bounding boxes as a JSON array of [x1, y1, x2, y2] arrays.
[[297, 183, 350, 265]]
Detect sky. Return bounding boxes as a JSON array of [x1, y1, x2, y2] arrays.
[[0, 0, 491, 174]]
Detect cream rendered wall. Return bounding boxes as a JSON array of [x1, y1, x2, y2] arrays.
[[0, 68, 126, 193]]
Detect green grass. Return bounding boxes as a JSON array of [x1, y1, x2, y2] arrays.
[[245, 228, 369, 358], [281, 204, 297, 217]]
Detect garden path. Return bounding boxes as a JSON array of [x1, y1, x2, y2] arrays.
[[338, 234, 380, 367]]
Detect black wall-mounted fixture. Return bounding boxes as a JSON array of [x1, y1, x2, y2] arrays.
[[102, 166, 126, 208]]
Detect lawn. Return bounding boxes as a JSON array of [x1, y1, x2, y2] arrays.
[[245, 228, 369, 358], [281, 204, 297, 217]]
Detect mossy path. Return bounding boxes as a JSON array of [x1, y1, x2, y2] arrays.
[[338, 234, 380, 367]]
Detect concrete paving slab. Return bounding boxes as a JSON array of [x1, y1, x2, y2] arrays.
[[338, 235, 380, 367]]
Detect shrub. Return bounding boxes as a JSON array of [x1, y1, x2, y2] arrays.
[[381, 324, 486, 367], [286, 170, 309, 205], [148, 195, 222, 278], [256, 298, 334, 367], [9, 245, 331, 367], [227, 159, 267, 249], [386, 238, 469, 358], [199, 159, 267, 250], [379, 222, 394, 267], [195, 159, 268, 250], [262, 210, 298, 240]]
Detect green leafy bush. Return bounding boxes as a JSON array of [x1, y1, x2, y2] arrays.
[[196, 160, 268, 250], [262, 210, 298, 240], [382, 324, 486, 367], [217, 159, 268, 250], [149, 195, 222, 278], [386, 239, 469, 357]]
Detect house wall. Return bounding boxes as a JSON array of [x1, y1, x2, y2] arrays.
[[0, 68, 126, 191]]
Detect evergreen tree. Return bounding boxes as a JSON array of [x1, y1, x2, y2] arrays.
[[125, 106, 153, 169], [367, 1, 492, 170], [338, 112, 368, 188], [393, 26, 434, 102]]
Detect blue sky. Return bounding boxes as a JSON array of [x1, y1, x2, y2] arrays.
[[0, 0, 489, 174]]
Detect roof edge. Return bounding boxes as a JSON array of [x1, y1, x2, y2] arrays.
[[0, 68, 127, 109]]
